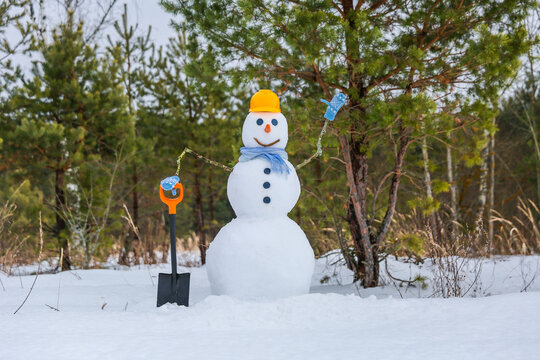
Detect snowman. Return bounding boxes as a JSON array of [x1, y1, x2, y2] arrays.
[[206, 90, 315, 299]]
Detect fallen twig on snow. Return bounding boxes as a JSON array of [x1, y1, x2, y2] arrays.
[[45, 304, 59, 311]]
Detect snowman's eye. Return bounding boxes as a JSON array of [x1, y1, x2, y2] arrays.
[[271, 119, 278, 126], [256, 118, 263, 126]]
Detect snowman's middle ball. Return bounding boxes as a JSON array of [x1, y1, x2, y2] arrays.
[[228, 112, 299, 218]]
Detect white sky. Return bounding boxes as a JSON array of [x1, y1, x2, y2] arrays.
[[5, 0, 178, 72], [119, 0, 177, 47]]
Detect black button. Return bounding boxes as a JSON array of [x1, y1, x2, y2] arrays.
[[263, 182, 270, 189], [264, 168, 271, 174], [263, 196, 271, 204]]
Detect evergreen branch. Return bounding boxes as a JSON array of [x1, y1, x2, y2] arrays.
[[331, 1, 345, 18], [296, 119, 329, 170], [176, 147, 232, 175]]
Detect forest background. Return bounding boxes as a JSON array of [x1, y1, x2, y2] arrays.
[[1, 0, 539, 288]]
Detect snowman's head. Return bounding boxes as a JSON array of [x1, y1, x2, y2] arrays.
[[242, 112, 288, 149], [242, 89, 288, 149]]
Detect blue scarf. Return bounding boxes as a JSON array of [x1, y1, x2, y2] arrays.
[[239, 147, 290, 175]]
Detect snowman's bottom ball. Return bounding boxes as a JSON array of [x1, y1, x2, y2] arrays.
[[206, 216, 315, 299]]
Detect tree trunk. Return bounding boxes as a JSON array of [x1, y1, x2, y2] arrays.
[[340, 135, 378, 287], [132, 163, 139, 238], [340, 0, 378, 287], [55, 168, 71, 271], [194, 163, 207, 265], [487, 130, 495, 254], [537, 164, 540, 208], [525, 50, 540, 205], [421, 135, 438, 242], [474, 130, 490, 244], [131, 163, 140, 261], [522, 106, 540, 204], [339, 118, 409, 288], [446, 144, 458, 238], [120, 162, 140, 265], [526, 110, 540, 205], [339, 0, 409, 287]]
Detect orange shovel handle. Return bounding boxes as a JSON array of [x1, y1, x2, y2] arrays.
[[159, 183, 184, 214]]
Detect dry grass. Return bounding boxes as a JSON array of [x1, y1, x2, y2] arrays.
[[425, 232, 485, 298], [116, 204, 200, 266], [0, 202, 32, 275], [3, 193, 539, 274], [387, 208, 487, 298], [492, 198, 540, 254], [385, 198, 540, 296]]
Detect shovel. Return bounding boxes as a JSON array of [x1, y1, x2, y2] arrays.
[[157, 178, 190, 307]]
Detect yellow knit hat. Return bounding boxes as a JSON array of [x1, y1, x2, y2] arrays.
[[249, 89, 281, 113]]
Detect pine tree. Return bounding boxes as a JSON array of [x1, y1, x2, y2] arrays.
[[162, 0, 534, 286], [3, 12, 132, 269], [107, 4, 155, 264], [0, 0, 32, 132], [139, 28, 239, 264]]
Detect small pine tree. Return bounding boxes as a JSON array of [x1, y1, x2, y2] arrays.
[[4, 12, 132, 269], [107, 4, 156, 264], [139, 28, 240, 264]]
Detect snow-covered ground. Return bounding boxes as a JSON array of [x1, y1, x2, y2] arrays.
[[1, 253, 539, 359]]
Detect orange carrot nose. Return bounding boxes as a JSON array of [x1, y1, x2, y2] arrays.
[[264, 124, 271, 133]]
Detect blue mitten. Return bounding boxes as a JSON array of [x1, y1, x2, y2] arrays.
[[161, 176, 180, 196], [320, 92, 348, 121]]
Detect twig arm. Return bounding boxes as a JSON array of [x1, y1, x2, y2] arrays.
[[176, 147, 232, 175], [296, 119, 329, 170]]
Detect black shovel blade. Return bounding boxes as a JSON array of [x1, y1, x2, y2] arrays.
[[157, 272, 190, 307]]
